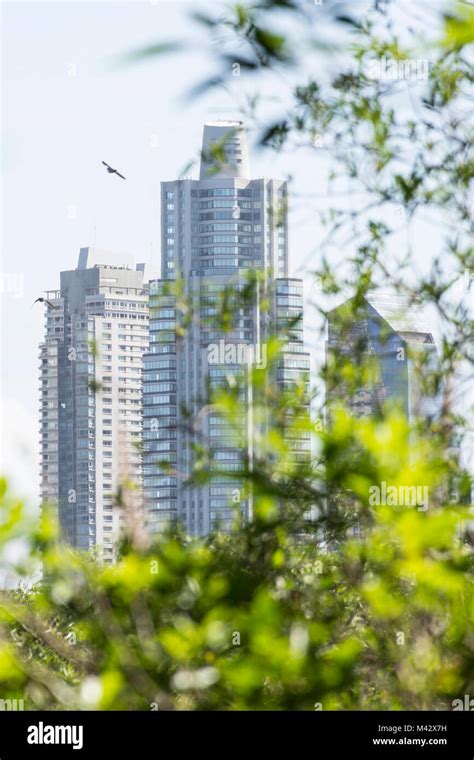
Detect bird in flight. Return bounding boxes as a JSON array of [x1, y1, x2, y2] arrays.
[[34, 297, 59, 309], [102, 161, 126, 180]]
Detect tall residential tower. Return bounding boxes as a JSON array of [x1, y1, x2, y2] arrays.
[[39, 248, 151, 561], [143, 121, 309, 536]]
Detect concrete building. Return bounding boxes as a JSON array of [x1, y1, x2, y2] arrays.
[[143, 121, 310, 536], [39, 248, 152, 562]]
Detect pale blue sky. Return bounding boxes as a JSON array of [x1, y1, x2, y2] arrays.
[[2, 0, 468, 506]]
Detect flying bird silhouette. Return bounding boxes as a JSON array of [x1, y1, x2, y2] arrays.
[[34, 297, 59, 309], [102, 161, 126, 180]]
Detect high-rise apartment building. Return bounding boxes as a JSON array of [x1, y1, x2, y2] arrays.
[[39, 248, 151, 561], [143, 121, 310, 536]]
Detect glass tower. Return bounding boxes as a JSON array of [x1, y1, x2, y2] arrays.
[[143, 121, 310, 536], [326, 292, 438, 421]]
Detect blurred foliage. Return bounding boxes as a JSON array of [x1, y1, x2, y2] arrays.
[[0, 457, 472, 710], [0, 0, 472, 710]]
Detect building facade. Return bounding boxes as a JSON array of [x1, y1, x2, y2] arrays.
[[143, 121, 310, 536], [39, 248, 151, 561]]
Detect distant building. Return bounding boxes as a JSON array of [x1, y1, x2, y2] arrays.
[[39, 248, 152, 562], [325, 292, 441, 536], [327, 292, 438, 421], [143, 121, 310, 536]]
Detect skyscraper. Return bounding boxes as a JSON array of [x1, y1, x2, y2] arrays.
[[143, 121, 309, 536], [39, 248, 152, 562], [325, 292, 440, 537], [326, 291, 438, 421]]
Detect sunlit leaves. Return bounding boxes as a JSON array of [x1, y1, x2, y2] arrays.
[[443, 5, 474, 50]]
